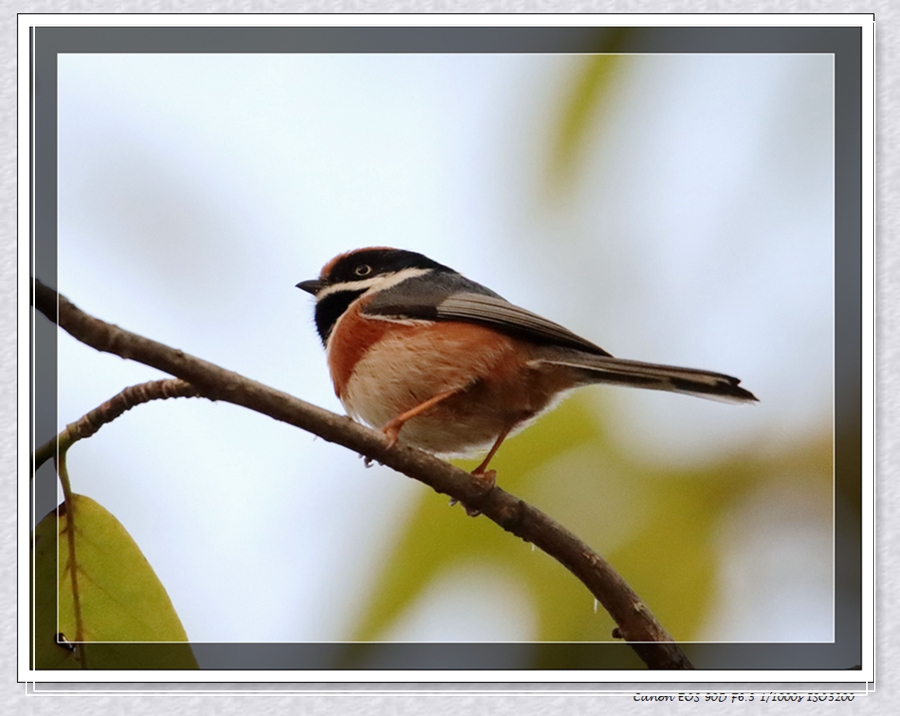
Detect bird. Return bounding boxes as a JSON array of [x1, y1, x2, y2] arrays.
[[297, 247, 756, 486]]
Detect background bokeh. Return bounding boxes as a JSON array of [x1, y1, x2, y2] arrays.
[[52, 52, 834, 648]]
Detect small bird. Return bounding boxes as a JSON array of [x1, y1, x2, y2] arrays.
[[297, 247, 756, 485]]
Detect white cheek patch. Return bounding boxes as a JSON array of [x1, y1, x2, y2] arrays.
[[322, 266, 436, 354], [316, 267, 433, 301]]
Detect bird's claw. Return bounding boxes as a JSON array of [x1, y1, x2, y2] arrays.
[[471, 468, 497, 492], [451, 468, 497, 517], [380, 424, 401, 449]]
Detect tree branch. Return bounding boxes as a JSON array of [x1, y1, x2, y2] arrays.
[[32, 278, 693, 669]]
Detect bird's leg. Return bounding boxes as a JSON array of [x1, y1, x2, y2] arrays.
[[452, 424, 516, 516], [381, 388, 460, 449], [471, 422, 517, 485]]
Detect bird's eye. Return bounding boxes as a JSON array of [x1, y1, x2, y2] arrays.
[[354, 264, 372, 277]]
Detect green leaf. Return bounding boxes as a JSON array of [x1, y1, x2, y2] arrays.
[[33, 494, 198, 669]]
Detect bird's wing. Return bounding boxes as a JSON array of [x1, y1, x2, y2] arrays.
[[431, 293, 611, 355], [363, 271, 610, 356]]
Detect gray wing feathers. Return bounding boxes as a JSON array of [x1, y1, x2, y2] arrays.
[[364, 277, 611, 355], [435, 294, 611, 356]]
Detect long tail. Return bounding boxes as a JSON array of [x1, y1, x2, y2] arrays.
[[538, 353, 758, 403]]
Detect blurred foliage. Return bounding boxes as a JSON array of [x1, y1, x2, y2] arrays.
[[33, 494, 197, 669], [350, 395, 832, 646], [548, 30, 632, 192]]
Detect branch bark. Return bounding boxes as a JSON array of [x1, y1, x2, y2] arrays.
[[33, 278, 693, 669]]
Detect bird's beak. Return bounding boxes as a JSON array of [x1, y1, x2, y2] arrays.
[[296, 279, 325, 296]]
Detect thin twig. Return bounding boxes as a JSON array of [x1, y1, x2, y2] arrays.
[[32, 278, 693, 669], [33, 379, 202, 472]]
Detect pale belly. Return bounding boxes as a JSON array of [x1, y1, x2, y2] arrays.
[[336, 327, 567, 457]]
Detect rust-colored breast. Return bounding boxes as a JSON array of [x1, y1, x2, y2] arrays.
[[326, 300, 414, 399]]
